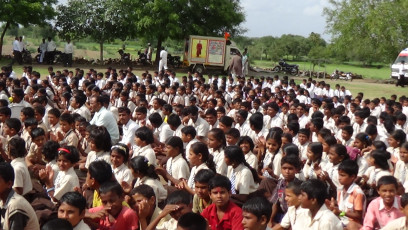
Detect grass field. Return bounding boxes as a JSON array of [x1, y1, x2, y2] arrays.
[[252, 60, 391, 80]]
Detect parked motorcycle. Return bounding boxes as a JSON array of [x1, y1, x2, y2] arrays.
[[273, 59, 299, 75], [21, 49, 32, 64], [331, 70, 353, 81], [136, 50, 151, 65], [118, 49, 131, 66], [168, 54, 182, 68]]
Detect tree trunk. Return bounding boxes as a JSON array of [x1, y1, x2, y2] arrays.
[[0, 21, 11, 59], [155, 35, 163, 65], [99, 42, 103, 64]]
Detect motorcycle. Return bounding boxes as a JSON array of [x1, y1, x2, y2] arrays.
[[331, 70, 353, 81], [167, 54, 182, 68], [273, 59, 299, 75], [118, 49, 131, 66], [136, 50, 151, 65], [21, 49, 32, 64]]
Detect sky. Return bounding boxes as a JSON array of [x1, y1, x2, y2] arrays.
[[240, 0, 330, 40]]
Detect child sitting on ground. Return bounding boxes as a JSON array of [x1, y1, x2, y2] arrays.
[[58, 191, 91, 230], [192, 169, 215, 214], [242, 196, 272, 230], [382, 193, 408, 229], [9, 137, 32, 195], [88, 181, 139, 229]]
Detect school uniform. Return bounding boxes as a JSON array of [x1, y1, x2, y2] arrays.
[[120, 119, 139, 146], [132, 144, 156, 166], [88, 206, 138, 230], [324, 162, 341, 190], [172, 124, 184, 137], [297, 142, 309, 161], [209, 148, 227, 176], [337, 183, 366, 226], [395, 160, 408, 192], [364, 166, 392, 186], [134, 176, 167, 203], [11, 157, 32, 196], [186, 117, 209, 138], [73, 105, 91, 122], [166, 154, 190, 184], [244, 151, 258, 170], [382, 217, 408, 230], [187, 163, 209, 189], [73, 220, 91, 230], [272, 151, 283, 178], [281, 205, 308, 229], [155, 122, 173, 143], [234, 120, 251, 136], [113, 163, 133, 185], [295, 204, 343, 230], [265, 114, 283, 129], [53, 167, 80, 200], [85, 150, 111, 169], [60, 129, 79, 147], [227, 164, 258, 195], [303, 161, 326, 180]]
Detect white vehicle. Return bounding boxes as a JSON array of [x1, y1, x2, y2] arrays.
[[391, 48, 408, 79], [184, 35, 241, 74]]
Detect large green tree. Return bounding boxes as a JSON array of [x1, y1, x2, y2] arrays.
[[124, 0, 245, 63], [55, 0, 135, 62], [0, 0, 56, 57], [324, 0, 408, 64]]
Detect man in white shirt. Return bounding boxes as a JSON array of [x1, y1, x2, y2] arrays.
[[89, 96, 120, 144], [159, 46, 168, 72], [46, 37, 56, 64], [118, 107, 139, 147], [397, 60, 406, 87], [12, 37, 22, 65], [64, 38, 74, 67], [39, 38, 47, 63]]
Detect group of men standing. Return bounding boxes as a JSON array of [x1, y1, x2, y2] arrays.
[[11, 36, 26, 65]]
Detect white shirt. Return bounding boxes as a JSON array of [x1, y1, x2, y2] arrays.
[[187, 163, 209, 189], [295, 205, 343, 230], [85, 151, 111, 169], [73, 105, 91, 122], [156, 122, 174, 143], [73, 220, 91, 230], [187, 117, 209, 138], [281, 206, 308, 229], [90, 107, 120, 142], [135, 176, 167, 203], [54, 167, 79, 200], [64, 42, 74, 54], [382, 216, 407, 230], [112, 163, 133, 185], [47, 40, 56, 52], [160, 50, 168, 61], [132, 144, 156, 166], [120, 119, 139, 146], [209, 148, 227, 176], [11, 157, 33, 196], [244, 151, 258, 170], [166, 154, 190, 181], [226, 164, 258, 195], [12, 40, 21, 51]]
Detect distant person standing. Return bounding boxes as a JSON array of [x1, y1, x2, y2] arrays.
[[159, 46, 168, 72], [39, 38, 47, 64], [242, 48, 249, 77], [145, 43, 152, 62], [64, 38, 74, 67], [46, 37, 56, 64], [18, 36, 25, 52], [196, 40, 202, 57], [229, 51, 242, 78], [397, 60, 406, 87], [11, 37, 22, 65]]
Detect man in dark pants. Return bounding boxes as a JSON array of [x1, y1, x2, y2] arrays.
[[397, 60, 406, 87], [11, 37, 22, 65]]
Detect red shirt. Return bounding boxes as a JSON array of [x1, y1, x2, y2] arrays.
[[201, 201, 244, 230], [89, 206, 139, 230]]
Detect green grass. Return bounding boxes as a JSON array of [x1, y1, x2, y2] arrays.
[[252, 60, 392, 80]]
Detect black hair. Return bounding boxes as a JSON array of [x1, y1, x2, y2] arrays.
[[130, 156, 159, 179], [237, 136, 255, 152], [236, 109, 249, 120], [30, 127, 45, 139], [298, 128, 310, 138], [390, 129, 406, 147], [224, 145, 260, 183], [43, 141, 60, 162], [181, 126, 196, 138], [377, 175, 398, 191], [281, 155, 301, 169], [167, 190, 191, 205], [89, 126, 112, 151], [134, 126, 154, 144], [88, 161, 113, 184], [307, 142, 323, 166], [194, 169, 215, 184], [167, 114, 181, 128], [219, 116, 234, 128], [370, 150, 391, 170], [209, 175, 231, 191], [265, 131, 282, 154], [342, 125, 354, 136], [190, 142, 216, 173], [354, 133, 372, 148], [0, 162, 14, 183], [48, 108, 61, 118], [373, 141, 387, 152], [286, 122, 300, 135], [300, 179, 327, 206], [9, 137, 26, 158], [118, 106, 131, 115], [242, 197, 272, 223], [249, 112, 263, 130], [41, 219, 73, 230], [58, 145, 80, 164], [282, 143, 298, 157], [401, 193, 408, 208], [99, 180, 124, 197], [111, 143, 129, 163], [0, 106, 11, 117], [286, 180, 303, 196], [331, 144, 350, 161], [338, 159, 358, 177], [59, 191, 87, 213], [60, 113, 74, 124], [21, 107, 35, 118], [5, 118, 21, 132], [148, 112, 163, 127], [225, 128, 240, 139], [131, 184, 155, 199], [165, 136, 184, 155], [177, 212, 207, 230], [208, 128, 226, 149], [24, 117, 38, 127]]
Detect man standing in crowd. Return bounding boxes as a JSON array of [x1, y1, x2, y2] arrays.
[[39, 38, 47, 64], [159, 46, 168, 72], [229, 51, 242, 78], [64, 38, 74, 67], [397, 60, 406, 87], [11, 37, 22, 65], [46, 37, 56, 64]]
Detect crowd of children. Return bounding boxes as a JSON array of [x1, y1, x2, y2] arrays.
[[2, 64, 408, 229]]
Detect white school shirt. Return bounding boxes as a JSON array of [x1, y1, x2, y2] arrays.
[[187, 163, 209, 189], [324, 162, 341, 189], [85, 150, 111, 169], [394, 160, 408, 193], [297, 142, 309, 161], [132, 144, 156, 166], [73, 105, 91, 122], [244, 151, 258, 170], [166, 154, 190, 181], [266, 114, 283, 129], [382, 216, 407, 230], [73, 220, 91, 230], [262, 150, 274, 169], [295, 204, 343, 230], [357, 154, 369, 177], [234, 120, 251, 136], [303, 161, 326, 180], [134, 176, 167, 203], [209, 148, 227, 176], [185, 139, 199, 160], [298, 114, 309, 129], [227, 164, 258, 195], [365, 167, 392, 185], [53, 167, 80, 200], [172, 124, 184, 137], [113, 163, 133, 185], [272, 151, 283, 177], [120, 119, 139, 147], [387, 147, 401, 162], [11, 157, 33, 195], [187, 117, 209, 138], [280, 205, 308, 229]]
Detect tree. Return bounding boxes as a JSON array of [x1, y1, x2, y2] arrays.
[[324, 0, 408, 64], [0, 0, 56, 57], [125, 0, 245, 63], [55, 0, 135, 62]]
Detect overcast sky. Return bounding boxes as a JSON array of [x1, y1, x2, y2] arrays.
[[240, 0, 330, 40]]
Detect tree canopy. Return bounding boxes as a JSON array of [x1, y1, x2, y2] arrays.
[[324, 0, 408, 64], [0, 0, 56, 57]]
